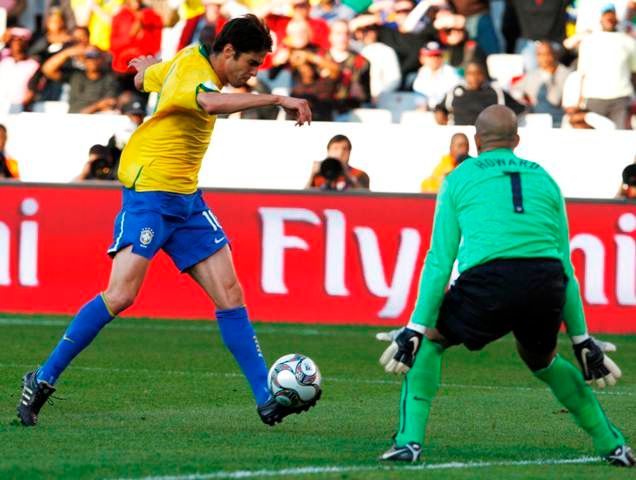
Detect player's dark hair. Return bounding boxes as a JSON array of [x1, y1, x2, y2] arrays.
[[0, 124, 6, 134], [327, 134, 352, 151], [212, 14, 273, 56]]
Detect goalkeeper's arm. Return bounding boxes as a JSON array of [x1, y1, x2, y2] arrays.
[[553, 186, 622, 388]]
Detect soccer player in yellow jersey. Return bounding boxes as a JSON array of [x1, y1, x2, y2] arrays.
[[18, 15, 316, 427]]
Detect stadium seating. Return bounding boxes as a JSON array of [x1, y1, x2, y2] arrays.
[[519, 113, 553, 129], [348, 108, 393, 124], [400, 110, 437, 126], [486, 54, 524, 88], [376, 92, 421, 123]]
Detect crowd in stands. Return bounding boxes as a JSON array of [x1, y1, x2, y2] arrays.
[[1, 0, 635, 127]]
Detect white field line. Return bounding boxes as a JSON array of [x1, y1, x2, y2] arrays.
[[0, 317, 354, 337], [112, 456, 598, 480], [0, 363, 633, 397]]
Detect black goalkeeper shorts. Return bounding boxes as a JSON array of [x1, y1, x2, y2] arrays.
[[436, 258, 568, 353]]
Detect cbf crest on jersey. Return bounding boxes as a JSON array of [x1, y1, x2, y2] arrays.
[[139, 227, 155, 247]]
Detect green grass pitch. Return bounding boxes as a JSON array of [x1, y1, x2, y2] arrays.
[[0, 314, 634, 479]]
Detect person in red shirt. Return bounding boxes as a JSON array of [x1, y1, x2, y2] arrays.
[[265, 0, 331, 53], [109, 0, 163, 89], [177, 0, 227, 52]]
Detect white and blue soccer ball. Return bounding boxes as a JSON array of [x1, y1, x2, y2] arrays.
[[267, 354, 321, 407]]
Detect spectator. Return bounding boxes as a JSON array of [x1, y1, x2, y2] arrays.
[[571, 0, 634, 38], [43, 0, 76, 32], [412, 40, 461, 110], [420, 132, 469, 193], [326, 19, 371, 119], [2, 0, 26, 27], [0, 123, 19, 179], [26, 8, 73, 104], [109, 0, 163, 90], [177, 0, 227, 51], [84, 0, 125, 52], [449, 0, 500, 54], [511, 41, 569, 127], [350, 15, 401, 104], [312, 0, 355, 22], [374, 1, 432, 86], [74, 144, 119, 181], [617, 162, 636, 199], [0, 27, 39, 113], [508, 0, 568, 70], [434, 10, 486, 75], [267, 19, 339, 121], [578, 4, 636, 129], [264, 0, 331, 53], [28, 7, 72, 63], [42, 44, 119, 113], [307, 134, 370, 190], [435, 61, 525, 125], [561, 69, 617, 130]]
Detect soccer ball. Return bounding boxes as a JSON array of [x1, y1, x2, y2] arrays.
[[267, 353, 321, 407]]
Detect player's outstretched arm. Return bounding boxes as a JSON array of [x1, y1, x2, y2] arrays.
[[197, 93, 312, 126], [128, 55, 160, 91]]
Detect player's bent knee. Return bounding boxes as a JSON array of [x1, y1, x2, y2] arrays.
[[103, 289, 137, 315], [516, 341, 556, 371]]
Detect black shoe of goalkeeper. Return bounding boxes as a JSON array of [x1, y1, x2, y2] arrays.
[[17, 371, 56, 426], [605, 445, 636, 467], [379, 442, 422, 463], [257, 388, 322, 426]]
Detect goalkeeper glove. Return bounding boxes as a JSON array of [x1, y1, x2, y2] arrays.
[[379, 327, 423, 374], [572, 336, 622, 389]]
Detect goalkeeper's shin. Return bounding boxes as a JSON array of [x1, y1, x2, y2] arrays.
[[395, 338, 443, 447], [534, 354, 625, 456]]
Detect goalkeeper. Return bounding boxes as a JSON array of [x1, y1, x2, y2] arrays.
[[378, 105, 633, 467]]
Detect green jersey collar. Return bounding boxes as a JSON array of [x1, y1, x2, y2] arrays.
[[198, 42, 212, 63], [478, 148, 516, 158]]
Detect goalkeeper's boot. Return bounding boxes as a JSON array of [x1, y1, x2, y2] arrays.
[[604, 445, 636, 467], [379, 442, 422, 463], [17, 371, 56, 427], [257, 388, 322, 426]]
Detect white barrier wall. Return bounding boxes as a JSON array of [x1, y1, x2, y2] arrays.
[[2, 113, 635, 198]]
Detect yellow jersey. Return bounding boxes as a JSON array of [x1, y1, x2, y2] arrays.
[[118, 44, 223, 194]]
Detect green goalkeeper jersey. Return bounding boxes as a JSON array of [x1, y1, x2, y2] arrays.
[[411, 148, 586, 337]]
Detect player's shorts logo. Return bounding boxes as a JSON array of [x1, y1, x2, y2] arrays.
[[139, 227, 155, 247]]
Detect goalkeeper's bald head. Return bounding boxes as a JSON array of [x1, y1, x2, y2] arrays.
[[475, 105, 520, 153]]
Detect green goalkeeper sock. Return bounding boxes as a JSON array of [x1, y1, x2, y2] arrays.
[[395, 338, 443, 447], [534, 354, 624, 455]]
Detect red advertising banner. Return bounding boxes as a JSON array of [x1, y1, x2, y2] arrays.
[[0, 184, 634, 332]]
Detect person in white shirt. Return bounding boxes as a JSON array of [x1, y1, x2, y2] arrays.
[[411, 41, 461, 110], [577, 4, 636, 129], [350, 14, 401, 104], [511, 41, 569, 126]]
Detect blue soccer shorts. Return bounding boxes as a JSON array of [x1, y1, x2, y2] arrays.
[[107, 188, 228, 271]]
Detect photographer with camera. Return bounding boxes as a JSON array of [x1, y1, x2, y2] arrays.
[[74, 144, 119, 182], [306, 134, 370, 190]]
